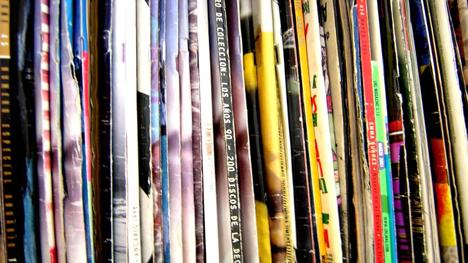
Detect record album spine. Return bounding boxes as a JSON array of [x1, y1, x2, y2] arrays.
[[112, 0, 127, 256], [188, 1, 206, 262], [112, 0, 142, 260], [49, 0, 65, 261], [166, 0, 183, 260], [0, 1, 20, 261], [371, 61, 395, 263], [239, 0, 271, 261], [351, 8, 375, 260], [376, 0, 413, 260], [339, 1, 366, 260], [61, 0, 89, 260], [197, 0, 219, 261], [227, 0, 260, 261], [302, 0, 343, 261], [252, 0, 293, 261], [158, 0, 171, 260], [150, 0, 163, 261], [292, 0, 326, 260], [124, 0, 142, 259], [208, 0, 244, 260], [34, 0, 57, 261], [367, 0, 398, 260], [356, 0, 384, 261], [97, 0, 114, 260], [73, 0, 94, 259], [179, 0, 197, 260], [10, 0, 40, 261], [429, 0, 468, 255], [410, 0, 460, 260], [271, 0, 297, 254], [280, 0, 317, 261], [318, 0, 351, 259], [305, 0, 341, 260], [137, 0, 154, 262]]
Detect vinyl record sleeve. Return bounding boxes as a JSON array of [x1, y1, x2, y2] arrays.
[[112, 0, 129, 259], [49, 0, 65, 261], [0, 1, 21, 261], [19, 3, 39, 262], [187, 1, 205, 261], [197, 0, 220, 262], [375, 0, 414, 260], [392, 0, 439, 260], [367, 0, 398, 261], [428, 0, 468, 254], [370, 61, 397, 263], [10, 0, 39, 261], [410, 0, 461, 260], [137, 1, 154, 262], [208, 0, 243, 261], [227, 1, 260, 262], [112, 0, 142, 260], [252, 0, 294, 260], [150, 0, 163, 261], [292, 0, 327, 260], [351, 6, 380, 262], [448, 0, 468, 91], [302, 0, 343, 261], [318, 0, 351, 259], [335, 0, 361, 260], [60, 0, 89, 260], [72, 1, 94, 259], [402, 0, 440, 259], [88, 0, 102, 259], [271, 0, 297, 253], [239, 0, 272, 261], [158, 0, 171, 260], [125, 0, 142, 260], [337, 1, 365, 260], [355, 1, 385, 260], [96, 0, 114, 260], [278, 0, 317, 260], [179, 0, 197, 261], [166, 0, 183, 261], [448, 1, 468, 136], [34, 0, 57, 261]]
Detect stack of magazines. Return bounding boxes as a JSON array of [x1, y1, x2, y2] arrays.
[[1, 0, 468, 262]]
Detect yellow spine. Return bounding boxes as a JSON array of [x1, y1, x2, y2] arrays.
[[292, 0, 327, 260], [255, 201, 273, 263], [243, 52, 273, 263], [256, 31, 294, 262]]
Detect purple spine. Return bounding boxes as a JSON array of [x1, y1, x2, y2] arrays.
[[60, 0, 88, 261], [166, 0, 183, 261], [188, 0, 205, 262], [151, 0, 163, 262]]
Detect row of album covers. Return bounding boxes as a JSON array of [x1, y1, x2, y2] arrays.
[[1, 0, 468, 262]]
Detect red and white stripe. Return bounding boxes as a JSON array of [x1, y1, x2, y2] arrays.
[[37, 0, 57, 262]]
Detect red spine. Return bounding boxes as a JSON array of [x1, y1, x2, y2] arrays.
[[356, 0, 384, 261]]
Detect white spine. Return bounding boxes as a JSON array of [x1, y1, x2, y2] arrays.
[[198, 0, 220, 261]]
